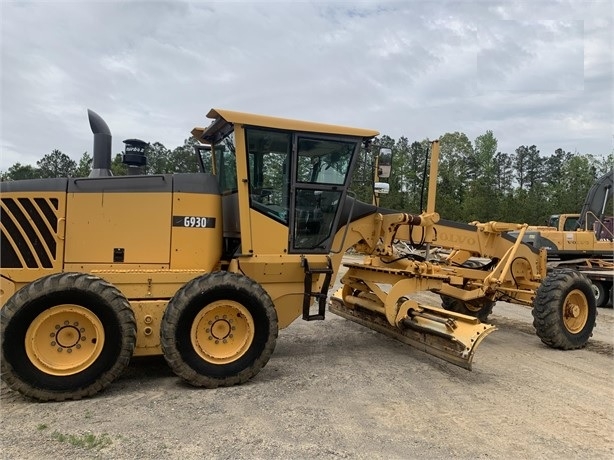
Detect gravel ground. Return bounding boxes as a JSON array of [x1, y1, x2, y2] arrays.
[[1, 263, 613, 459]]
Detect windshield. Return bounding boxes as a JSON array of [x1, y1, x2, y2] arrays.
[[296, 138, 353, 185], [292, 137, 358, 252]]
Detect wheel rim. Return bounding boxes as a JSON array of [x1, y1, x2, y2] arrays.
[[191, 300, 255, 364], [25, 305, 105, 376], [562, 289, 589, 333], [591, 284, 600, 302]]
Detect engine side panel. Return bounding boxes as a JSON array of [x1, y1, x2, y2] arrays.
[[1, 186, 68, 284]]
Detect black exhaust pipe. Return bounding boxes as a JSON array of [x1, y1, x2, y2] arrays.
[[87, 109, 112, 177]]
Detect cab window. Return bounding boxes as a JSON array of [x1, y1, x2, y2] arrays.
[[246, 128, 291, 223], [292, 136, 357, 252], [213, 131, 237, 193], [296, 138, 353, 185]]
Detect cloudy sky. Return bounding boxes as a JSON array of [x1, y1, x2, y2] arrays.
[[1, 0, 612, 171]]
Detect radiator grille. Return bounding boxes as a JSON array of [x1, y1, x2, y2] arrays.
[[1, 197, 59, 269]]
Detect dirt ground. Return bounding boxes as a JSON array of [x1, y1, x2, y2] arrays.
[[2, 259, 613, 459]]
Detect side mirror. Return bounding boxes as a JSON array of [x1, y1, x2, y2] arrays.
[[378, 148, 392, 179], [374, 182, 390, 195]]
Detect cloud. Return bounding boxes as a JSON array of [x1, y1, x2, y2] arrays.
[[1, 0, 612, 171]]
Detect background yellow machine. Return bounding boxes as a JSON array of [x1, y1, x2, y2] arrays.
[[516, 170, 613, 307], [0, 109, 596, 401]]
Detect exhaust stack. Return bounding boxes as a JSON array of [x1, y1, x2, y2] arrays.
[[87, 109, 113, 177]]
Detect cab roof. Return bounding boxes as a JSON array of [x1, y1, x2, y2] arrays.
[[191, 108, 379, 143]]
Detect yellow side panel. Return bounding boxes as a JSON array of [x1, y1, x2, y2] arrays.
[[563, 232, 595, 252], [65, 192, 172, 264], [0, 191, 67, 284], [543, 232, 565, 250], [249, 209, 290, 254], [170, 192, 223, 270], [239, 254, 332, 329]]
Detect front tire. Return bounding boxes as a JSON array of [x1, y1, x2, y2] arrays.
[[532, 269, 596, 349], [1, 273, 136, 401], [160, 272, 278, 388]]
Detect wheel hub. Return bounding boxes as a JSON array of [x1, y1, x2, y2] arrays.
[[210, 318, 232, 341], [566, 304, 581, 319], [55, 323, 85, 349], [191, 301, 254, 364], [562, 289, 588, 333], [26, 305, 104, 375]]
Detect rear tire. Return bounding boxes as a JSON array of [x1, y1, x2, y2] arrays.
[[591, 281, 608, 308], [161, 272, 278, 388], [1, 273, 136, 401], [532, 269, 596, 349], [440, 295, 495, 322]]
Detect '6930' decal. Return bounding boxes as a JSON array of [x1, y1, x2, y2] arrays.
[[172, 216, 216, 228]]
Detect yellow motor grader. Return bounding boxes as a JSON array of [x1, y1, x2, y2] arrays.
[[0, 109, 596, 401]]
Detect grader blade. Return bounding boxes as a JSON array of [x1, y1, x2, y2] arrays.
[[329, 296, 496, 370]]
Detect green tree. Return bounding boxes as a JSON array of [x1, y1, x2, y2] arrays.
[[463, 131, 499, 221], [169, 137, 201, 173], [0, 163, 41, 181], [493, 152, 514, 198], [111, 153, 128, 176], [74, 152, 92, 177], [437, 132, 473, 221], [404, 140, 431, 213], [559, 155, 596, 214], [542, 148, 573, 217], [380, 136, 411, 211], [146, 142, 172, 174], [37, 149, 77, 178], [348, 141, 375, 203]]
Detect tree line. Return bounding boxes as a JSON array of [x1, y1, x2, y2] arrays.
[[1, 131, 612, 226], [366, 131, 612, 226]]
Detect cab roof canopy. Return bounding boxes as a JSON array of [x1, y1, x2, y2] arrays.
[[191, 108, 379, 144]]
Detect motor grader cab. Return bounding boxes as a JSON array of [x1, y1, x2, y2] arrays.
[[0, 109, 596, 402]]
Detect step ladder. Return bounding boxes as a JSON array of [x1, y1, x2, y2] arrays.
[[301, 255, 333, 321]]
